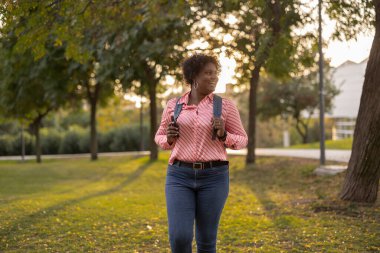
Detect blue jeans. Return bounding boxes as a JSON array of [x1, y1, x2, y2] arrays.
[[165, 162, 229, 253]]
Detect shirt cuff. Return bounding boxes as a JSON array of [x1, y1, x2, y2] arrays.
[[222, 131, 236, 149], [161, 136, 176, 150]]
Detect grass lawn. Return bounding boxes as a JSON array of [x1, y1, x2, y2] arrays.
[[286, 138, 353, 150], [0, 153, 379, 252]]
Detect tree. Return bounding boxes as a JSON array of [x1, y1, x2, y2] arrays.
[[0, 35, 73, 163], [0, 1, 194, 161], [117, 2, 194, 161], [0, 1, 158, 160], [257, 63, 340, 143], [197, 0, 317, 164], [325, 0, 380, 203]]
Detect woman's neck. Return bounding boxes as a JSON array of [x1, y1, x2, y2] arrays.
[[188, 89, 207, 106]]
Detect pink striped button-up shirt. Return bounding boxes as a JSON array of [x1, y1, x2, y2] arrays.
[[154, 90, 248, 165]]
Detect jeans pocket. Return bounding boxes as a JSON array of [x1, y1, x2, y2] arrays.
[[166, 164, 175, 174]]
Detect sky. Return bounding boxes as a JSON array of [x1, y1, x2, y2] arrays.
[[325, 35, 373, 67]]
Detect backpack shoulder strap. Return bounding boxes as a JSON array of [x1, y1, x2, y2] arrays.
[[213, 94, 222, 118], [212, 94, 223, 140], [173, 96, 183, 123]]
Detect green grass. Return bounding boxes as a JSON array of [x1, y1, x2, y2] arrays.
[[0, 153, 379, 252], [286, 138, 353, 150]]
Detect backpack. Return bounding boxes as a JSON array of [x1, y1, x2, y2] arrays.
[[172, 94, 223, 140]]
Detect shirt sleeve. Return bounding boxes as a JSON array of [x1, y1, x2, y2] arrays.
[[154, 98, 177, 150], [220, 99, 248, 150]]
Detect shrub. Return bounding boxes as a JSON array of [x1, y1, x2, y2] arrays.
[[59, 125, 87, 154], [41, 128, 62, 154]]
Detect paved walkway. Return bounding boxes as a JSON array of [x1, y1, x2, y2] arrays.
[[0, 149, 350, 163], [0, 151, 151, 161], [228, 148, 350, 163]]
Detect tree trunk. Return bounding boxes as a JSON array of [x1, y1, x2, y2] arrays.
[[30, 110, 51, 163], [90, 98, 98, 160], [149, 80, 158, 160], [295, 120, 308, 144], [87, 82, 100, 161], [302, 135, 308, 144], [35, 119, 41, 163], [339, 1, 380, 203], [140, 95, 144, 151], [21, 121, 25, 161], [246, 0, 282, 165], [246, 64, 261, 164]]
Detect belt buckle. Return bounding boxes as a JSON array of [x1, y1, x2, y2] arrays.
[[193, 162, 203, 170]]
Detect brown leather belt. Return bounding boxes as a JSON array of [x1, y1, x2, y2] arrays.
[[173, 159, 229, 170]]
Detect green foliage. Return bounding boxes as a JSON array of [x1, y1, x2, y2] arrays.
[[197, 0, 317, 83], [12, 132, 35, 155], [60, 111, 90, 130], [0, 124, 150, 156], [0, 32, 74, 119], [256, 117, 284, 147], [0, 120, 19, 136], [0, 136, 13, 156], [0, 1, 194, 162], [40, 128, 63, 154], [325, 0, 375, 41], [0, 132, 34, 156], [99, 125, 150, 152], [59, 125, 88, 154], [258, 64, 339, 121], [256, 62, 340, 143]]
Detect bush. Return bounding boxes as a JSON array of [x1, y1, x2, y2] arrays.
[[98, 131, 113, 153], [59, 125, 87, 154], [79, 131, 91, 153], [0, 123, 151, 155], [11, 132, 35, 155], [0, 132, 35, 156], [60, 111, 89, 130], [109, 126, 149, 152], [0, 136, 13, 156], [41, 128, 62, 154], [0, 121, 19, 136]]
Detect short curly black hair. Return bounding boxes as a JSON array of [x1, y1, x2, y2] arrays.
[[181, 53, 221, 86]]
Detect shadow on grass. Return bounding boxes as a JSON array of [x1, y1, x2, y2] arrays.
[[229, 156, 380, 250], [0, 158, 154, 247], [54, 155, 144, 195], [229, 156, 322, 249], [233, 157, 380, 252], [0, 156, 143, 204], [233, 156, 348, 213], [231, 157, 308, 213]]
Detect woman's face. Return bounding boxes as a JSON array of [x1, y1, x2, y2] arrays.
[[193, 62, 219, 95]]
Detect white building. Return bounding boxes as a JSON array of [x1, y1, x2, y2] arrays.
[[327, 58, 368, 139]]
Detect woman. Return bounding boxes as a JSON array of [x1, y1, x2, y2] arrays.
[[154, 53, 248, 253]]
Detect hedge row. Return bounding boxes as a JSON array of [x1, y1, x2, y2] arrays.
[[0, 125, 150, 156]]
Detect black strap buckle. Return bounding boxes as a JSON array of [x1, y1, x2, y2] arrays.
[[193, 162, 204, 169]]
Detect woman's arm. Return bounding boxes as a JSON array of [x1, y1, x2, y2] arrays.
[[154, 98, 177, 150], [220, 99, 248, 150]]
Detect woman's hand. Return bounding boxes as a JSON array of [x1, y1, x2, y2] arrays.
[[212, 117, 225, 137], [167, 116, 179, 145]]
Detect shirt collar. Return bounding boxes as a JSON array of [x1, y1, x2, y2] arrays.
[[178, 90, 214, 105]]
